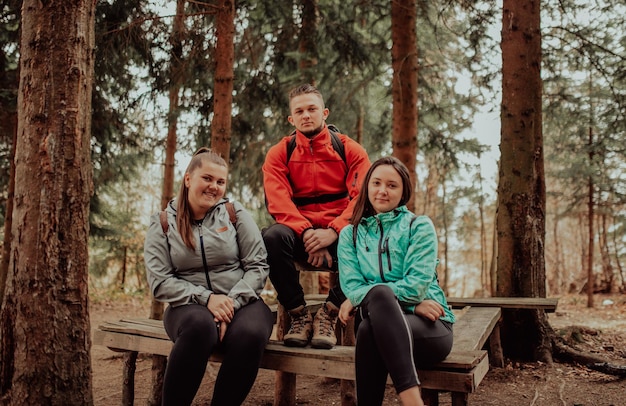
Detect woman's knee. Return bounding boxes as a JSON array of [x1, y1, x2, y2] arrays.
[[366, 285, 396, 302], [166, 305, 216, 344]]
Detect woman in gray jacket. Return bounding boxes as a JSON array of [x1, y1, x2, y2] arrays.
[[144, 148, 273, 406]]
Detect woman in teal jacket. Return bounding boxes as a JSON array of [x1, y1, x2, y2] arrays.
[[338, 156, 455, 406]]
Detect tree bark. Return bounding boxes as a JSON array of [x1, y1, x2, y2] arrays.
[[391, 0, 418, 212], [0, 1, 95, 403], [211, 0, 235, 162], [497, 0, 552, 362], [298, 0, 319, 85]]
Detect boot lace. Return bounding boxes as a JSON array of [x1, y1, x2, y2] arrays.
[[317, 307, 335, 336], [289, 313, 309, 334]]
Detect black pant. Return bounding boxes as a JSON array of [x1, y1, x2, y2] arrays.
[[355, 285, 453, 406], [162, 300, 273, 406], [262, 223, 346, 310]]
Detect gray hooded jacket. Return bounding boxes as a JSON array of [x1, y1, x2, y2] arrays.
[[144, 198, 269, 310]]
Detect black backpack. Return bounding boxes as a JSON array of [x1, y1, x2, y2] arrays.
[[285, 124, 347, 165]]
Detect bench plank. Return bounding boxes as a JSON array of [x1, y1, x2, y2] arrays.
[[302, 293, 558, 313], [447, 297, 558, 312], [452, 307, 501, 352]]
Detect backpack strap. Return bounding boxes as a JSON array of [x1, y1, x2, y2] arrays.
[[327, 124, 346, 163], [160, 210, 169, 233], [286, 124, 347, 165], [225, 202, 237, 224]]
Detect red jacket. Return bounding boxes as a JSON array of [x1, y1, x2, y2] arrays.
[[263, 126, 371, 238]]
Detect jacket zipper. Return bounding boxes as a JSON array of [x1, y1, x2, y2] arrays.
[[352, 172, 358, 188], [198, 223, 212, 289], [376, 219, 387, 282]]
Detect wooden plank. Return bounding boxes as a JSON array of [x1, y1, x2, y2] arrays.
[[94, 324, 485, 371], [451, 307, 501, 352], [446, 297, 558, 312], [419, 352, 490, 393], [94, 329, 171, 356]]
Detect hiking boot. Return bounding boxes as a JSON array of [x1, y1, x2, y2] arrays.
[[284, 305, 312, 347], [311, 302, 339, 349]]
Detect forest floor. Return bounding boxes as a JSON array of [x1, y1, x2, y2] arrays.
[[90, 292, 626, 406]]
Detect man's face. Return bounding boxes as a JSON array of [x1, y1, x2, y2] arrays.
[[288, 93, 329, 137]]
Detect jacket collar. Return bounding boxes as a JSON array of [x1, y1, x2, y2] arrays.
[[360, 205, 410, 228], [294, 125, 330, 145]]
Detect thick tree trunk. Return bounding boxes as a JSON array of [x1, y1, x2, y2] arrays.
[[497, 0, 552, 362], [391, 0, 418, 212], [211, 0, 235, 161], [0, 1, 95, 403]]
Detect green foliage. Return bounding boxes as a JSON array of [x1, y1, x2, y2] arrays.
[[89, 175, 151, 292]]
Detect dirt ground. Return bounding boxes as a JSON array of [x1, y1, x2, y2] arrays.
[[90, 293, 626, 406]]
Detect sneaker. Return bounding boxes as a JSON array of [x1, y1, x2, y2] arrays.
[[284, 305, 312, 347], [311, 302, 339, 349]]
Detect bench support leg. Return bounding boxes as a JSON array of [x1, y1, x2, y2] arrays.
[[274, 371, 297, 406], [450, 391, 469, 406], [422, 388, 439, 405], [489, 323, 505, 367], [122, 351, 138, 406], [148, 354, 167, 406], [337, 310, 356, 406]]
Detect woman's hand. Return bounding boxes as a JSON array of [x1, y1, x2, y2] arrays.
[[208, 294, 235, 323], [414, 299, 445, 321], [338, 299, 355, 326], [218, 321, 228, 341]]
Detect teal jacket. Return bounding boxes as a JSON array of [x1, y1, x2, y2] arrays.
[[338, 205, 455, 324]]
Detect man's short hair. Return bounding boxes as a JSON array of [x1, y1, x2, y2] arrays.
[[288, 83, 324, 107]]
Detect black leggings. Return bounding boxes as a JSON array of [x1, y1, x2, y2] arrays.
[[355, 285, 453, 406], [162, 299, 273, 406]]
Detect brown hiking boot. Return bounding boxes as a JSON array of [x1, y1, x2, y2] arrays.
[[311, 302, 339, 349], [284, 305, 312, 347]]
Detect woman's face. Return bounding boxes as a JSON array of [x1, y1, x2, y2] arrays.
[[185, 160, 228, 219], [367, 164, 403, 214]]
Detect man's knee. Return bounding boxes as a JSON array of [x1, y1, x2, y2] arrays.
[[262, 223, 294, 249]]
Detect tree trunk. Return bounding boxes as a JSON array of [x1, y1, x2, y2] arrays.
[[586, 126, 594, 306], [298, 0, 318, 85], [497, 0, 552, 362], [391, 0, 418, 212], [211, 0, 235, 162], [0, 1, 95, 403]]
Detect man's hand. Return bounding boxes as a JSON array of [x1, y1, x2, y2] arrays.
[[303, 228, 337, 253], [307, 247, 333, 268], [414, 299, 445, 321]]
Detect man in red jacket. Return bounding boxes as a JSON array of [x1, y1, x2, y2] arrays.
[[262, 84, 371, 349]]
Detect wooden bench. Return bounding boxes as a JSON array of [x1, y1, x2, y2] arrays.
[[94, 303, 502, 406]]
